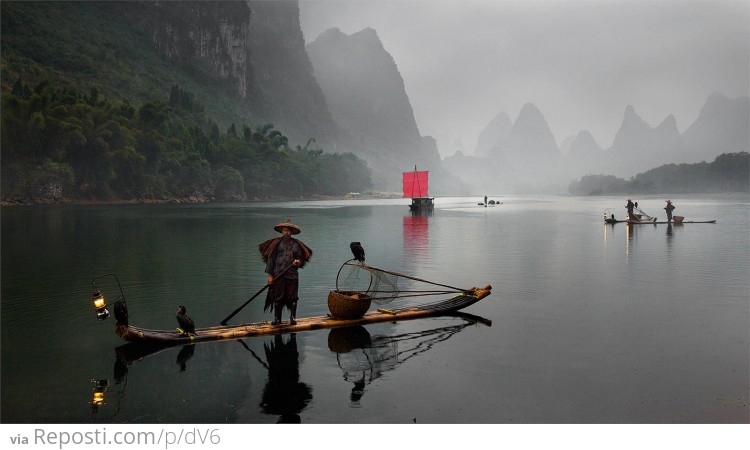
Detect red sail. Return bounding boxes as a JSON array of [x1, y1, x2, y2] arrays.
[[402, 171, 429, 198]]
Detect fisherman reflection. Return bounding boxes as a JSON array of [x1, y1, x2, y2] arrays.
[[259, 334, 312, 423], [176, 344, 196, 371]]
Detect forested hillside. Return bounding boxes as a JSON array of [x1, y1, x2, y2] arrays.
[[1, 1, 370, 203], [568, 152, 749, 195], [1, 80, 371, 203]]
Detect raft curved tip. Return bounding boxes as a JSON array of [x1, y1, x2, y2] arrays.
[[468, 285, 492, 292]]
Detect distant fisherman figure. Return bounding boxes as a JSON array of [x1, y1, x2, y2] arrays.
[[259, 219, 313, 325], [664, 200, 675, 222], [626, 199, 636, 221]]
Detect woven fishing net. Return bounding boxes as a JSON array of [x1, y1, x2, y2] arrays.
[[335, 260, 401, 305]]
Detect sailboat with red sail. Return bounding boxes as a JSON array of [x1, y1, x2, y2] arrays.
[[403, 166, 434, 211]]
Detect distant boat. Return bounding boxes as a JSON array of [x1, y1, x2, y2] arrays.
[[403, 166, 434, 211], [603, 208, 626, 223]]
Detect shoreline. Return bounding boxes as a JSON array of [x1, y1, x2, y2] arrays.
[[3, 191, 747, 207], [0, 192, 403, 207]]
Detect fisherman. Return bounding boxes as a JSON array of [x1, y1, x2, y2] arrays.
[[258, 219, 313, 325], [626, 199, 637, 221], [664, 200, 675, 222]]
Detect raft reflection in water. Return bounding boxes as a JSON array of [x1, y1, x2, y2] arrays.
[[328, 312, 492, 407], [109, 312, 490, 421]]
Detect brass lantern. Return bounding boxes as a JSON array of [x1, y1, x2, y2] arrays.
[[91, 274, 126, 322], [92, 290, 110, 320]]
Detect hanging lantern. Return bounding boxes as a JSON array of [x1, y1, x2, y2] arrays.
[[92, 290, 110, 320], [91, 274, 125, 322]]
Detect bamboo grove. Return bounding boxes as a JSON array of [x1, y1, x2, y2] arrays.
[[1, 80, 373, 203]]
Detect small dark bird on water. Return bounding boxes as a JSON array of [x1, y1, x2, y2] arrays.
[[176, 305, 196, 335], [350, 242, 365, 262]]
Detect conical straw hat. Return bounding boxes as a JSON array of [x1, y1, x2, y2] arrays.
[[274, 218, 301, 235]]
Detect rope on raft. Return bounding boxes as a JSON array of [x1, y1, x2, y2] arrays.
[[363, 265, 469, 293]]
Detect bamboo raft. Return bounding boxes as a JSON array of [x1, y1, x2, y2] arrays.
[[627, 220, 716, 225], [114, 285, 492, 346]]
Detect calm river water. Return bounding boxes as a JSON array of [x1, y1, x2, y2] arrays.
[[1, 195, 748, 424]]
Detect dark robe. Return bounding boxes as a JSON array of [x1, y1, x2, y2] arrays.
[[626, 200, 637, 221], [258, 236, 312, 312], [664, 203, 675, 221]]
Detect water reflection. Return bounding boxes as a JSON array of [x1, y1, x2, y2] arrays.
[[176, 344, 196, 371], [403, 212, 429, 252], [108, 342, 173, 421], [115, 342, 173, 369], [107, 313, 488, 421], [328, 313, 492, 407], [87, 344, 145, 420], [239, 335, 312, 423], [603, 223, 613, 251], [327, 326, 377, 406], [625, 222, 649, 257], [90, 379, 109, 415]]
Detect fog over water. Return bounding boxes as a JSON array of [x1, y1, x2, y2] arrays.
[[299, 0, 749, 158]]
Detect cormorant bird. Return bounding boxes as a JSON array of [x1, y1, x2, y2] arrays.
[[350, 242, 365, 262], [176, 305, 196, 335]]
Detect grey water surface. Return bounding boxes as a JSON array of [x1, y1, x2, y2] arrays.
[[2, 195, 748, 423]]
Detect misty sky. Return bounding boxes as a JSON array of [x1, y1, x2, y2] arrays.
[[299, 0, 749, 158]]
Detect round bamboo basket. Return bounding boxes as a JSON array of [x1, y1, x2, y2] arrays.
[[328, 290, 372, 319], [673, 215, 684, 223]]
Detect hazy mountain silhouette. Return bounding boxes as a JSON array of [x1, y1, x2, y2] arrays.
[[559, 134, 577, 156], [471, 92, 748, 191], [505, 103, 560, 156], [568, 131, 602, 159], [449, 103, 568, 193], [306, 27, 446, 191], [566, 130, 605, 175], [604, 106, 682, 176], [475, 112, 512, 157], [471, 103, 565, 190], [680, 93, 750, 164], [442, 151, 515, 194]]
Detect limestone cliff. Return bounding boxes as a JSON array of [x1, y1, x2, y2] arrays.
[[115, 0, 336, 147]]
